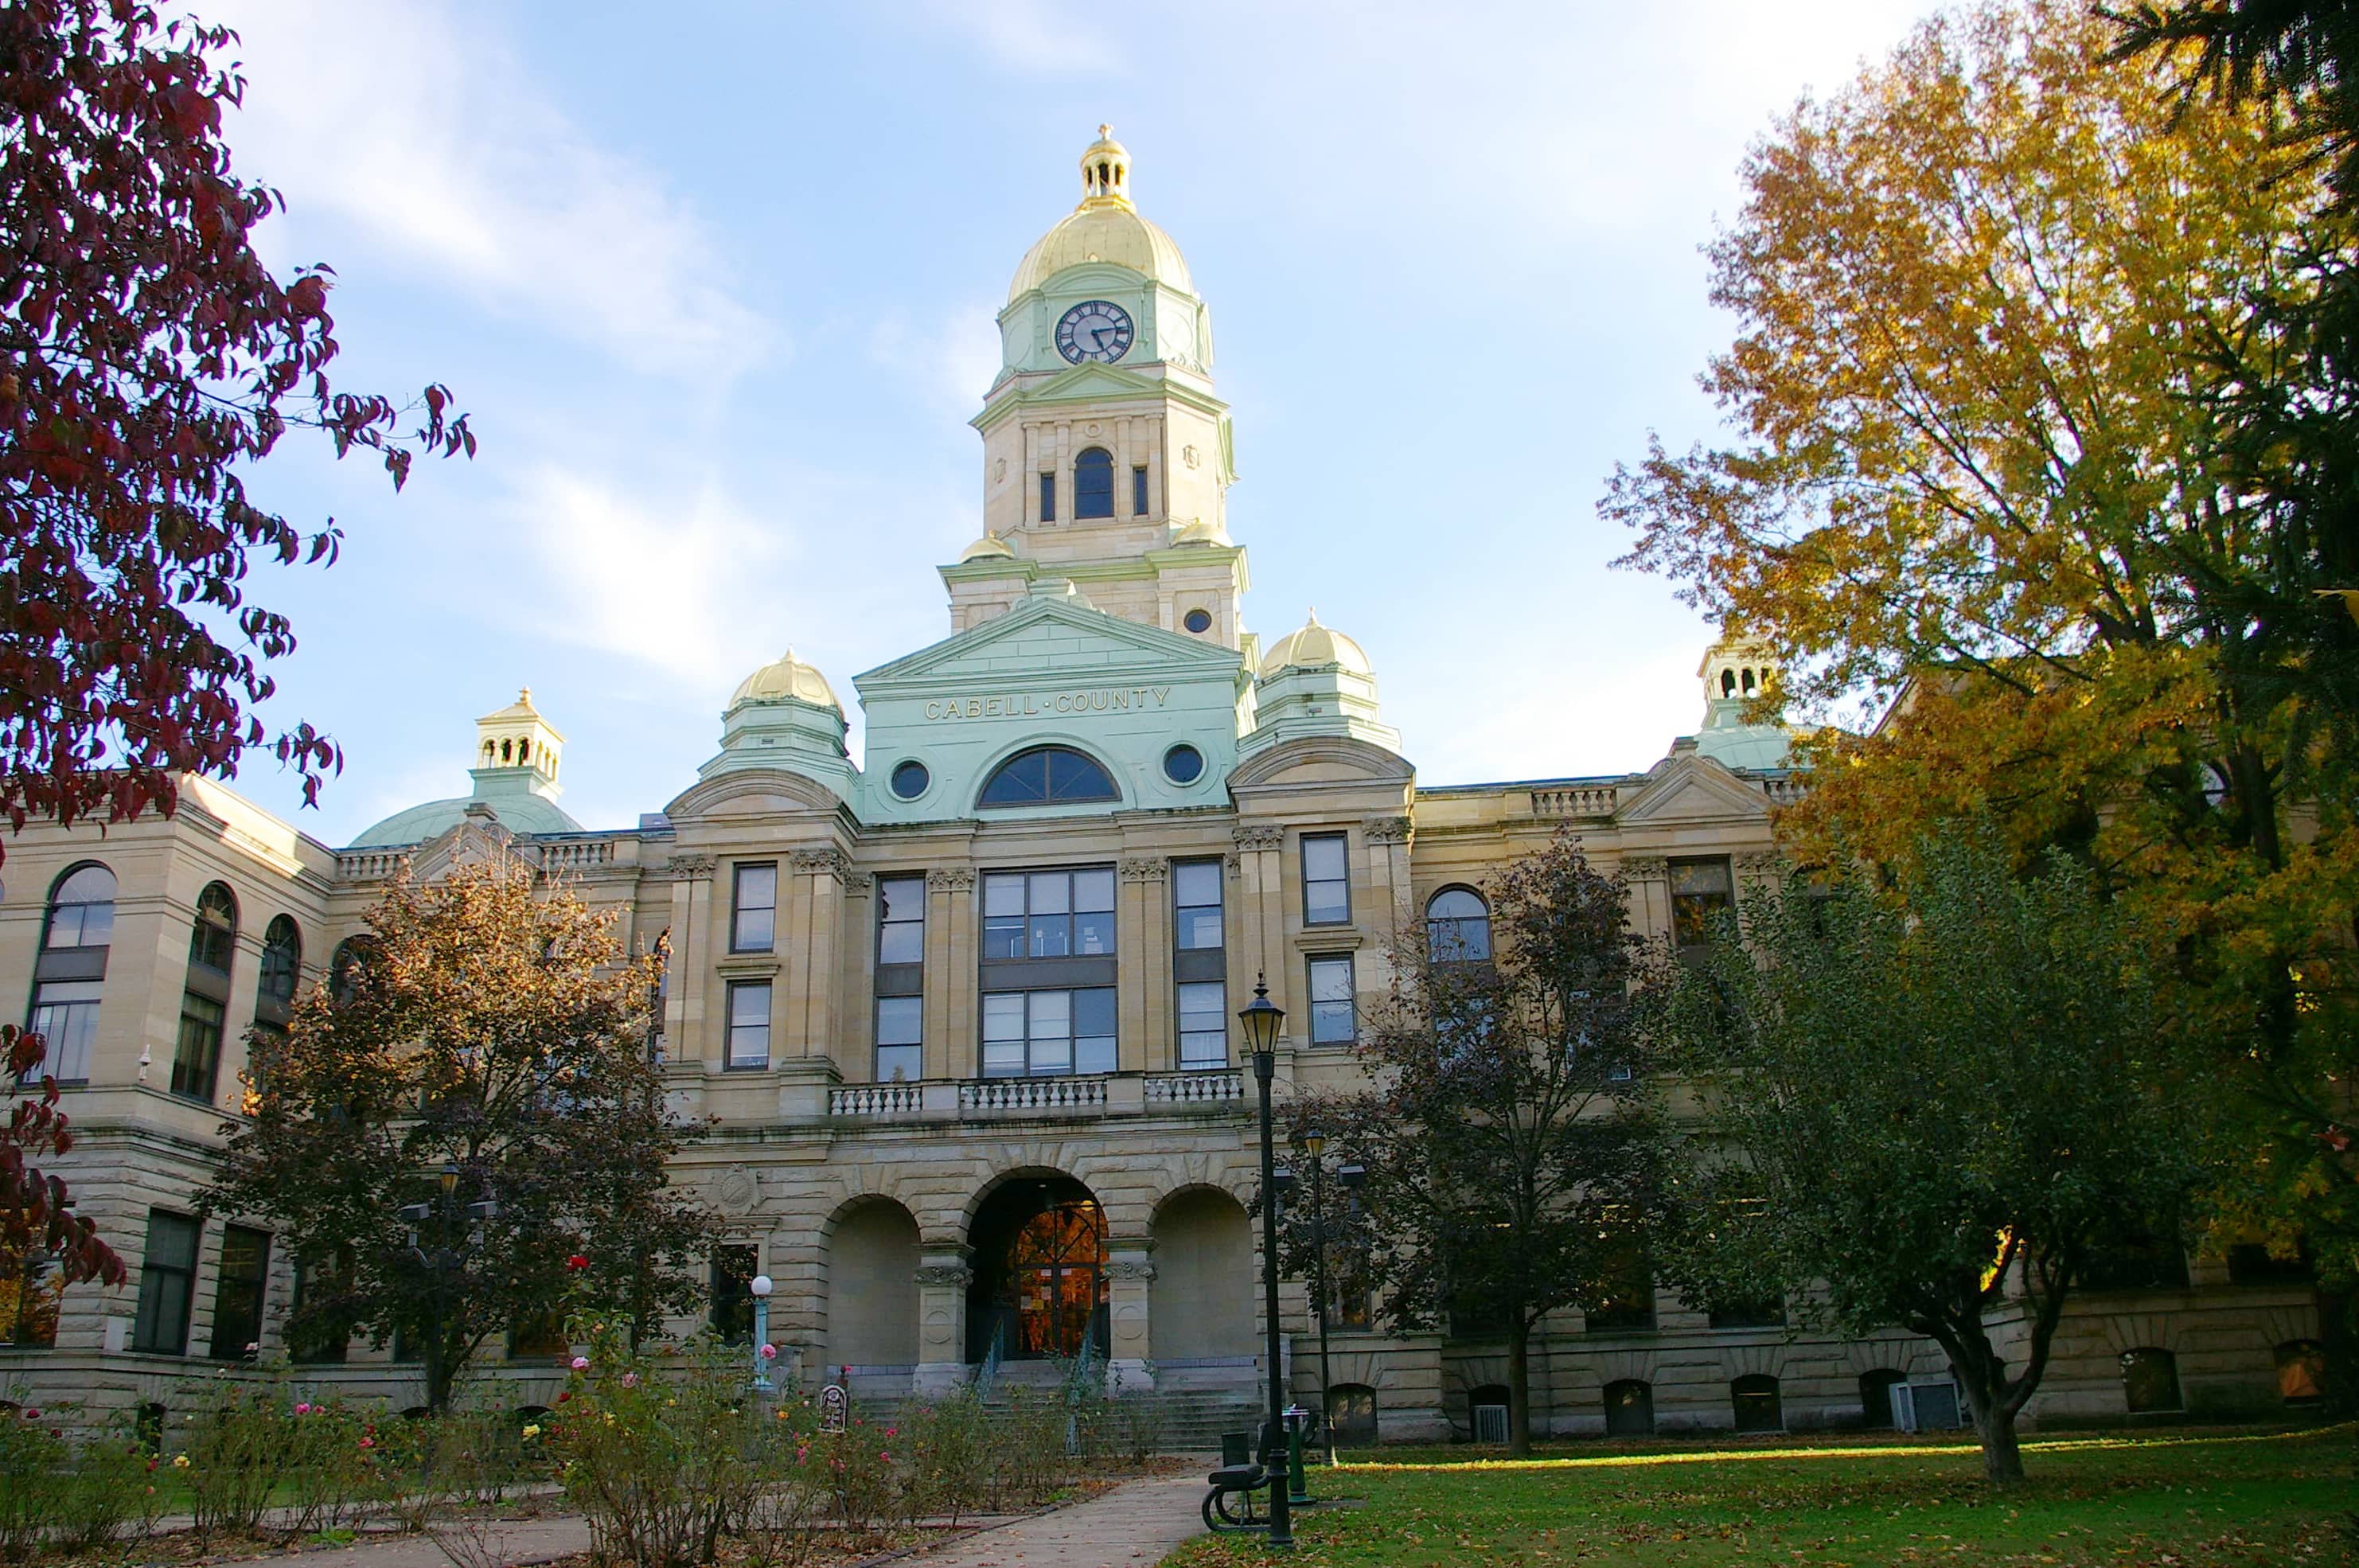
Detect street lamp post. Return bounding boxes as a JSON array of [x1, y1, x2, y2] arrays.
[[1238, 974, 1293, 1552], [750, 1274, 775, 1394]]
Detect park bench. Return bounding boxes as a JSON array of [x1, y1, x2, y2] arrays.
[[1202, 1429, 1273, 1531]]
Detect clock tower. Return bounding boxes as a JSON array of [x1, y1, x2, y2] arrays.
[[945, 128, 1247, 653]]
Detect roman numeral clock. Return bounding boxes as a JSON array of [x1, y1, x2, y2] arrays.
[[1055, 299, 1134, 363]]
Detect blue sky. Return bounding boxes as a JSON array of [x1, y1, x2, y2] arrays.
[[199, 0, 1936, 846]]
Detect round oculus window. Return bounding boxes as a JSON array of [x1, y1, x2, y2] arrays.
[[1183, 607, 1213, 634], [1163, 743, 1205, 785], [889, 760, 931, 800]]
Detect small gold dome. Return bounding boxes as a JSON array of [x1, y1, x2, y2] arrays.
[[1258, 610, 1374, 678], [1008, 126, 1193, 302], [731, 648, 840, 712], [959, 529, 1016, 562]]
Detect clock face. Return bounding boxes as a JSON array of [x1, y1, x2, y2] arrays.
[[1055, 299, 1135, 364]]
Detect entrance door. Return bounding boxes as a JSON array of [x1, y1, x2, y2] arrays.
[[967, 1177, 1109, 1361]]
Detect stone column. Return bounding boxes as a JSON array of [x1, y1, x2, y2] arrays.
[[911, 1257, 973, 1394], [1361, 815, 1413, 994], [786, 848, 845, 1063], [926, 868, 976, 1082], [1119, 857, 1169, 1071], [1105, 1250, 1156, 1392], [665, 856, 717, 1067], [1621, 856, 1670, 945], [1232, 825, 1288, 1020]]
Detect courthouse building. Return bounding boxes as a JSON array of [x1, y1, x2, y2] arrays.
[[0, 131, 2325, 1441]]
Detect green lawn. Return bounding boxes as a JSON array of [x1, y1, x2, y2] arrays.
[[1160, 1425, 2357, 1566]]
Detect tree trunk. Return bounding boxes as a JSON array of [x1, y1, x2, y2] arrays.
[[1507, 1317, 1533, 1457], [1938, 1326, 2026, 1485], [1976, 1406, 2025, 1483]]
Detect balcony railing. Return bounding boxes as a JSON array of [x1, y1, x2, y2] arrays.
[[822, 1071, 1250, 1121], [829, 1082, 922, 1117], [960, 1077, 1106, 1114], [1531, 785, 1619, 817], [1145, 1069, 1244, 1106]]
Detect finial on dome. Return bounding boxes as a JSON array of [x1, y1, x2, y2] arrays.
[[1078, 125, 1133, 209], [1306, 607, 1320, 626], [519, 686, 532, 704]]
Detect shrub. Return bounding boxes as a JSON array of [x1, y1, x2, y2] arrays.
[[0, 1403, 65, 1562], [902, 1387, 992, 1525], [56, 1425, 161, 1553]]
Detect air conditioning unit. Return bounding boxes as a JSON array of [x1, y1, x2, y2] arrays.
[[1472, 1402, 1509, 1445], [1891, 1381, 1963, 1433]]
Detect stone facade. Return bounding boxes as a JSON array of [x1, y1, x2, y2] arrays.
[[0, 130, 2321, 1443]]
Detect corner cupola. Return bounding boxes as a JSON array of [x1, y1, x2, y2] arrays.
[[1692, 636, 1795, 770], [1078, 124, 1133, 208], [348, 685, 583, 847], [701, 648, 854, 794], [1242, 609, 1400, 757]]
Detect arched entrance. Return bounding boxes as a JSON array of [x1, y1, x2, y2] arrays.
[[966, 1176, 1108, 1363]]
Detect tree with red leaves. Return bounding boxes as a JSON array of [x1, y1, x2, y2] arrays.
[[1, 1, 474, 1288]]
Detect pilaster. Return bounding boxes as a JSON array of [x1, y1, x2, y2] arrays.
[[1106, 1248, 1156, 1391], [1120, 857, 1170, 1070], [927, 868, 976, 1081], [1233, 825, 1287, 1024], [665, 855, 716, 1068], [911, 1255, 973, 1394], [1621, 855, 1670, 944]]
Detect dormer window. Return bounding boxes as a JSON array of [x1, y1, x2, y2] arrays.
[[1074, 448, 1114, 520]]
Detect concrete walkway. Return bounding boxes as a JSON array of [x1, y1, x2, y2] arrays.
[[177, 1469, 1208, 1568], [901, 1471, 1208, 1568]]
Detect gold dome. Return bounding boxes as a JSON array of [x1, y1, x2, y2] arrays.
[[1007, 126, 1194, 303], [959, 529, 1017, 562], [731, 648, 840, 712], [1258, 610, 1374, 678]]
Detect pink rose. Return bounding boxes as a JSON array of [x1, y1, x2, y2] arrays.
[[358, 1437, 374, 1450], [570, 1355, 590, 1371], [21, 1408, 39, 1421], [758, 1343, 777, 1360], [295, 1402, 313, 1415], [621, 1372, 639, 1387]]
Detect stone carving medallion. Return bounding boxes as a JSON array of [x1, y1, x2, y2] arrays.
[[913, 1263, 974, 1289], [716, 1164, 758, 1215]]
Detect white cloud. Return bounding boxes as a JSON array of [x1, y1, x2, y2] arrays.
[[868, 302, 1004, 418], [906, 0, 1121, 73], [211, 0, 772, 382]]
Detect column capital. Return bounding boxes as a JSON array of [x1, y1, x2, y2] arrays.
[[1119, 856, 1169, 883], [666, 853, 716, 880], [1232, 824, 1285, 851], [927, 867, 977, 892], [1621, 855, 1669, 880], [1362, 815, 1412, 844]]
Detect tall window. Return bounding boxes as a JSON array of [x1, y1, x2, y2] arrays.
[[30, 863, 115, 1082], [42, 863, 115, 949], [877, 875, 925, 965], [1302, 833, 1350, 925], [727, 982, 771, 1070], [977, 746, 1120, 808], [1132, 465, 1149, 516], [289, 1254, 350, 1364], [731, 863, 778, 953], [172, 883, 237, 1102], [1585, 1236, 1655, 1331], [1038, 471, 1055, 522], [984, 868, 1115, 959], [1307, 955, 1356, 1045], [1074, 447, 1114, 518], [711, 1245, 756, 1344], [257, 916, 302, 1004], [1425, 887, 1491, 961], [1173, 861, 1223, 950], [1176, 982, 1227, 1069], [1669, 856, 1734, 950], [983, 988, 1115, 1076], [875, 997, 922, 1081], [133, 1211, 201, 1355], [0, 1250, 62, 1347], [209, 1227, 270, 1360]]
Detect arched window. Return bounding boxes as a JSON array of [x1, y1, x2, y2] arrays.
[[1603, 1379, 1654, 1437], [1425, 887, 1491, 961], [258, 917, 302, 1007], [1858, 1369, 1905, 1430], [977, 746, 1120, 808], [1074, 447, 1114, 519], [188, 883, 236, 974], [173, 882, 238, 1102], [1731, 1373, 1783, 1433], [1328, 1383, 1379, 1449], [2276, 1340, 2326, 1406], [2120, 1347, 2182, 1413], [329, 938, 380, 1004], [43, 863, 115, 950]]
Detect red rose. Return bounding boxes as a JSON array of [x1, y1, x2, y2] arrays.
[[566, 1254, 589, 1271]]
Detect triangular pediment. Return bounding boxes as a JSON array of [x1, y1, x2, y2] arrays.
[[1615, 753, 1772, 825], [856, 593, 1242, 695], [1029, 361, 1160, 403]]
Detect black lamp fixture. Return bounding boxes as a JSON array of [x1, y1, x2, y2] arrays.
[[1238, 973, 1294, 1550]]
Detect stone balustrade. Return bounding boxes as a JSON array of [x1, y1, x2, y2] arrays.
[[1530, 784, 1619, 817], [1144, 1069, 1244, 1105], [959, 1076, 1107, 1114], [335, 849, 405, 882], [1760, 776, 1808, 805], [540, 838, 616, 871], [829, 1082, 924, 1117]]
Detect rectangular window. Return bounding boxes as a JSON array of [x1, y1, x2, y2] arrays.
[[27, 979, 101, 1082], [1585, 1238, 1655, 1332], [1038, 471, 1055, 522], [982, 987, 1115, 1076], [209, 1226, 270, 1360], [981, 868, 1115, 960], [133, 1211, 201, 1355], [1670, 856, 1734, 950], [290, 1254, 349, 1364], [731, 863, 778, 953], [876, 995, 923, 1082], [1132, 465, 1149, 516], [0, 1250, 62, 1348], [711, 1245, 756, 1344], [1173, 860, 1223, 950], [1308, 956, 1356, 1045], [877, 874, 926, 965], [170, 993, 224, 1102], [1176, 981, 1227, 1069], [509, 1309, 567, 1360], [727, 981, 772, 1070], [1302, 833, 1351, 926]]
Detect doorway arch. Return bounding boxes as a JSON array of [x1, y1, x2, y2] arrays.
[[966, 1175, 1108, 1362]]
